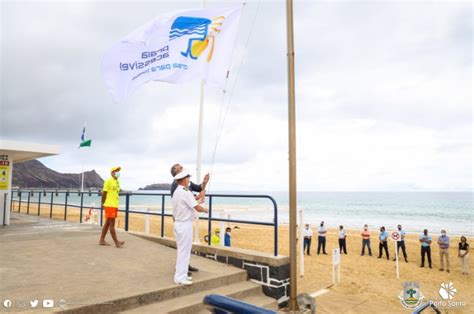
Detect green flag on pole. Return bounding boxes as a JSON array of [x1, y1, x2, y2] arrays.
[[79, 139, 92, 147], [79, 124, 92, 148]]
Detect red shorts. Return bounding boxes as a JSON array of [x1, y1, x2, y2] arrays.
[[104, 207, 118, 219]]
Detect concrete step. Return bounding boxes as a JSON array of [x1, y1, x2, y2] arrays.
[[122, 281, 277, 314], [61, 267, 248, 313]]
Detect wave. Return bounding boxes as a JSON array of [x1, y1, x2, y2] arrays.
[[170, 25, 208, 32]]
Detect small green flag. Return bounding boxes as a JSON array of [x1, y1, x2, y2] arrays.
[[79, 139, 92, 147]]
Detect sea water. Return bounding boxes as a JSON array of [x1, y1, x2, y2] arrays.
[[22, 191, 473, 236]]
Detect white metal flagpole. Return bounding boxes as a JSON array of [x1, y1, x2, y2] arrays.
[[80, 121, 86, 192], [196, 80, 205, 183], [395, 240, 400, 279], [194, 0, 207, 244], [81, 164, 85, 192]]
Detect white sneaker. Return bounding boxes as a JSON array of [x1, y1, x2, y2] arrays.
[[174, 280, 192, 285], [187, 276, 193, 280]]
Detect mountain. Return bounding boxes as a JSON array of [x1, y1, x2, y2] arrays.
[[12, 159, 104, 189], [139, 183, 171, 191]]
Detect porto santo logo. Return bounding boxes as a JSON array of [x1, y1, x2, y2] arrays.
[[439, 282, 457, 300], [170, 15, 226, 62], [399, 282, 424, 309]]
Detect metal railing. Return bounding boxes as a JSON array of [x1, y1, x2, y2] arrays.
[[10, 189, 279, 256]]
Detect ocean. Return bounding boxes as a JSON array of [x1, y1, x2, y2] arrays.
[[20, 191, 473, 236]]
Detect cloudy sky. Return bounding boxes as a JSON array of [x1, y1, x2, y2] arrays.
[[1, 0, 472, 191]]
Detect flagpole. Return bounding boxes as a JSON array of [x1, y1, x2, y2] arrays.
[[80, 122, 86, 192], [197, 79, 204, 183], [193, 0, 208, 244], [286, 0, 299, 310], [81, 164, 85, 192]]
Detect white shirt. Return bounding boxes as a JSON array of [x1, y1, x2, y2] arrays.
[[303, 228, 313, 238], [318, 225, 327, 237], [172, 185, 198, 222], [339, 229, 346, 239]]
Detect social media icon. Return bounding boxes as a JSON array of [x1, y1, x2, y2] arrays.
[[30, 300, 39, 308], [3, 300, 12, 308], [16, 300, 26, 308], [43, 299, 54, 308], [58, 299, 67, 308]]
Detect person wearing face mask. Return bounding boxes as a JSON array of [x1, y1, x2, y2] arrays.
[[437, 229, 450, 273], [170, 163, 208, 273], [99, 166, 125, 248], [419, 229, 432, 268], [317, 221, 328, 255], [393, 224, 408, 263], [338, 225, 347, 255], [172, 169, 208, 285], [458, 236, 469, 275], [361, 224, 372, 256], [303, 224, 313, 255], [224, 227, 232, 247], [378, 226, 389, 260]]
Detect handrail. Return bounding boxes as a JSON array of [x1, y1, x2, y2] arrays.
[[10, 188, 279, 256], [203, 294, 276, 314]]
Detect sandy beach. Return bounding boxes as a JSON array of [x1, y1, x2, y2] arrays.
[[14, 203, 474, 313]]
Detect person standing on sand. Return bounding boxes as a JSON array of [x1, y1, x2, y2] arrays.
[[361, 224, 372, 256], [172, 169, 208, 285], [437, 229, 450, 273], [393, 224, 408, 263], [458, 236, 469, 275], [378, 226, 389, 260], [224, 227, 232, 247], [338, 225, 347, 255], [99, 166, 125, 248], [419, 229, 432, 268], [317, 221, 328, 255], [303, 224, 313, 255]]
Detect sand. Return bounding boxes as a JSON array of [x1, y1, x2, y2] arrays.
[[13, 202, 474, 313]]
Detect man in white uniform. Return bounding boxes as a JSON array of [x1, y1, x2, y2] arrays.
[[172, 169, 208, 285]]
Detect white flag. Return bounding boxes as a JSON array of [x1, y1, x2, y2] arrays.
[[102, 7, 242, 102]]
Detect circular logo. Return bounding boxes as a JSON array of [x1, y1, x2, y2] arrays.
[[3, 300, 12, 308], [391, 231, 401, 241]]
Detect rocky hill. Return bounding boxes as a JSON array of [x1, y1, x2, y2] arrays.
[[138, 183, 171, 191], [12, 159, 104, 189]]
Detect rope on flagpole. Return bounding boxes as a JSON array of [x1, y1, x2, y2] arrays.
[[206, 0, 261, 192]]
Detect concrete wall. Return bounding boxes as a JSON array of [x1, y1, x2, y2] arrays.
[[130, 232, 291, 306]]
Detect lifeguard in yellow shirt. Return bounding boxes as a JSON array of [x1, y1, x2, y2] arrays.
[[99, 166, 125, 248]]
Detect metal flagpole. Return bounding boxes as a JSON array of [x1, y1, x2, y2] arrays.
[[194, 0, 207, 244], [286, 0, 299, 310], [196, 80, 205, 183], [81, 164, 85, 192], [80, 121, 86, 192]]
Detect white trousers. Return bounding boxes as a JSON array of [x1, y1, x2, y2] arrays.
[[174, 220, 193, 283]]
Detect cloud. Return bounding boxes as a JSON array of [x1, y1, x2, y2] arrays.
[[1, 0, 471, 191]]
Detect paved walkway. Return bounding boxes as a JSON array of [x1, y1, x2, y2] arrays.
[[0, 213, 245, 313]]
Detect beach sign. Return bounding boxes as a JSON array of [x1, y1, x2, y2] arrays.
[[0, 156, 10, 190], [391, 231, 401, 241], [391, 231, 401, 279], [332, 248, 341, 265], [332, 248, 341, 284]]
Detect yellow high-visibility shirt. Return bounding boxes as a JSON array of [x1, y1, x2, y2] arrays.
[[102, 177, 120, 208], [211, 234, 220, 245]]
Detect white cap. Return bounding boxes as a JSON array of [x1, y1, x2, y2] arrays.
[[174, 168, 191, 180]]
